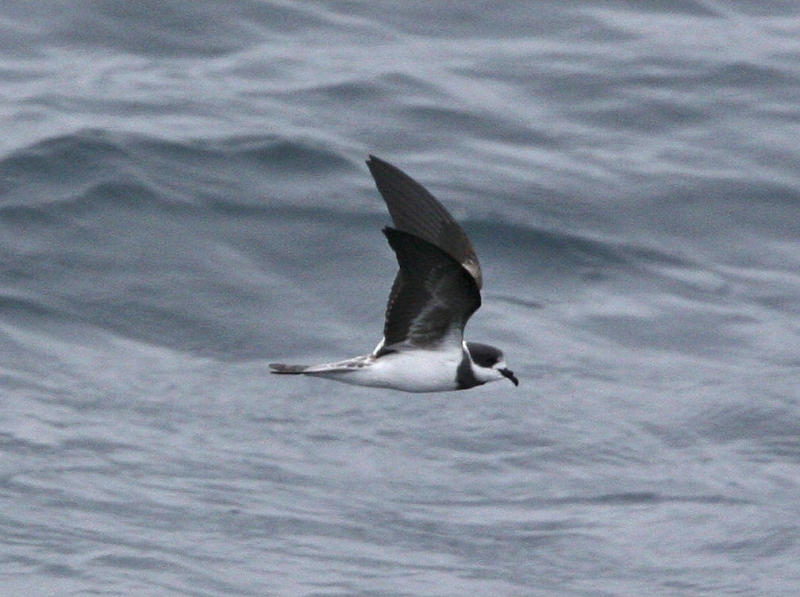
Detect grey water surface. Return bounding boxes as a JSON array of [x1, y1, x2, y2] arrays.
[[2, 1, 800, 595]]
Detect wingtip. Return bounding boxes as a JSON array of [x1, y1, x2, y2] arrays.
[[366, 155, 388, 173]]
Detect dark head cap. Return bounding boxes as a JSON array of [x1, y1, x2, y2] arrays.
[[465, 342, 504, 367], [465, 342, 518, 386]]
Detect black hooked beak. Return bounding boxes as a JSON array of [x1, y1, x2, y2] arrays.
[[500, 368, 519, 387]]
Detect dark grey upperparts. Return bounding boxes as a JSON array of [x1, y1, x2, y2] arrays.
[[456, 348, 483, 390], [382, 227, 481, 349], [366, 155, 483, 289]]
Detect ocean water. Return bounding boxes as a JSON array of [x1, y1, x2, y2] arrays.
[[2, 1, 800, 595]]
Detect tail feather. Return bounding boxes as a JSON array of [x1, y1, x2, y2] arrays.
[[269, 363, 310, 374]]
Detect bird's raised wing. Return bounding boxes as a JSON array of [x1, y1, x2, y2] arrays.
[[380, 227, 481, 351], [367, 155, 482, 288]]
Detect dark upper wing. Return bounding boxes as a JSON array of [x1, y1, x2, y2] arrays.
[[366, 155, 482, 289], [380, 227, 481, 350]]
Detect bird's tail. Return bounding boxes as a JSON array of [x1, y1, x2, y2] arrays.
[[269, 363, 310, 374]]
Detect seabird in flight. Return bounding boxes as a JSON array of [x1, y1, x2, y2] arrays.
[[270, 155, 517, 392]]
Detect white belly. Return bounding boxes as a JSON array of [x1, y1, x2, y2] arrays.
[[314, 347, 463, 393]]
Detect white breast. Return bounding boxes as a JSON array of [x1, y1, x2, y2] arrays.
[[316, 346, 463, 393]]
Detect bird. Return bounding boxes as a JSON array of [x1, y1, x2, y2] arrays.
[[269, 155, 517, 393]]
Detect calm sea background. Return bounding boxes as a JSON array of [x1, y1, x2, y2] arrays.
[[2, 1, 800, 595]]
